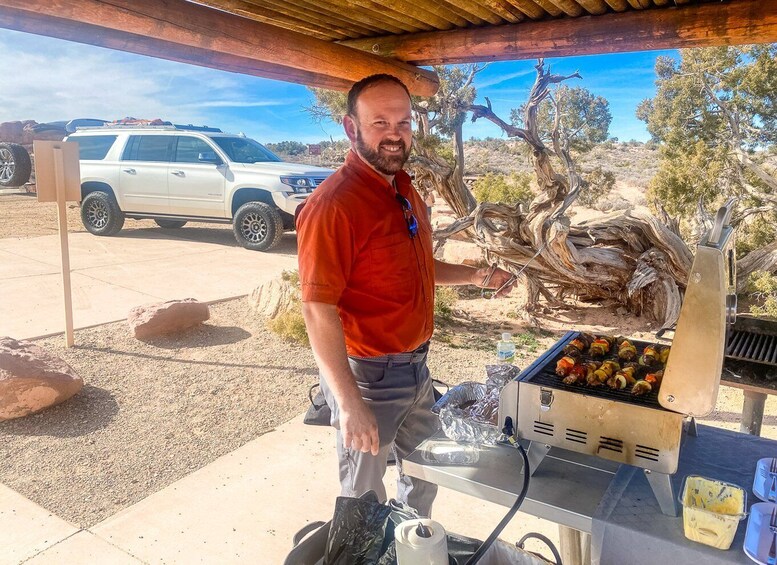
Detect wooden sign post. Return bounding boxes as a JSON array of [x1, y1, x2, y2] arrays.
[[33, 141, 81, 347]]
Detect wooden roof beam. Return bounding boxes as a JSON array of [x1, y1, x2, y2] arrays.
[[0, 0, 440, 95], [341, 0, 777, 65]]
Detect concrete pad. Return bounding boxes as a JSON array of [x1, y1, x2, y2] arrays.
[[0, 249, 58, 279], [92, 414, 560, 564], [0, 271, 159, 339], [0, 231, 212, 270], [0, 484, 79, 565], [0, 231, 298, 339], [76, 246, 297, 304], [24, 531, 142, 565]]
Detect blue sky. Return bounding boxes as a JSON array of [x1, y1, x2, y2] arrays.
[[0, 28, 673, 144]]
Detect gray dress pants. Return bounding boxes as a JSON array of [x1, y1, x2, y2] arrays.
[[319, 343, 441, 517]]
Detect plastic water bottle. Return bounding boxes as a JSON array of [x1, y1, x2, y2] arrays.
[[496, 332, 515, 363]]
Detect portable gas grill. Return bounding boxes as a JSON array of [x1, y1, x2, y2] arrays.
[[498, 204, 738, 516]]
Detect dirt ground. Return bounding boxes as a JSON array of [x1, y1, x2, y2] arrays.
[[0, 192, 218, 239], [2, 189, 777, 529]]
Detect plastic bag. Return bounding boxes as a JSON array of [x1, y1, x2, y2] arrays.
[[324, 492, 393, 564]]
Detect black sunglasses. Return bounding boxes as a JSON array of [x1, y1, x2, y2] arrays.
[[395, 193, 418, 239]]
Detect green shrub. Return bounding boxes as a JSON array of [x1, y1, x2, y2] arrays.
[[736, 215, 777, 257], [746, 271, 777, 319], [578, 166, 616, 208], [267, 269, 308, 345], [434, 286, 459, 322], [267, 305, 310, 346], [472, 172, 535, 206], [281, 269, 300, 286]]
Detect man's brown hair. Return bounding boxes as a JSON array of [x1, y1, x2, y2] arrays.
[[346, 74, 412, 118]]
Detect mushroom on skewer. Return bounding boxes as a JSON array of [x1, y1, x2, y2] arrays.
[[639, 344, 660, 367], [617, 338, 638, 361], [606, 364, 637, 390], [564, 333, 594, 356], [632, 380, 652, 396]]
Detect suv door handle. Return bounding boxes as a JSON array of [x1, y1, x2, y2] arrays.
[[122, 168, 136, 174], [171, 170, 185, 177]]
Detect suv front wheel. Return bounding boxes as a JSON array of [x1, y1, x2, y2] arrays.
[[81, 191, 125, 236], [233, 202, 283, 251]]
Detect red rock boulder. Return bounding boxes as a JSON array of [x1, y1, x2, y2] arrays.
[[128, 298, 210, 339], [0, 337, 84, 421]]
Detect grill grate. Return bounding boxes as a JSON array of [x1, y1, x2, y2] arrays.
[[727, 330, 777, 366], [521, 332, 667, 411]]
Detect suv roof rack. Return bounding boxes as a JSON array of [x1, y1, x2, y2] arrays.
[[74, 124, 223, 133]]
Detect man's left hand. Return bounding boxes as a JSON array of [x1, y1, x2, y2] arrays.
[[472, 266, 515, 298]]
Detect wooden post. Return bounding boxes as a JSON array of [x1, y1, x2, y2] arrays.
[[34, 140, 80, 348], [53, 147, 74, 347]]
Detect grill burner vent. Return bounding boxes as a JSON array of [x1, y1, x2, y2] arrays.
[[727, 330, 777, 365], [636, 444, 661, 462], [598, 436, 623, 454], [566, 428, 588, 445], [533, 421, 554, 437]]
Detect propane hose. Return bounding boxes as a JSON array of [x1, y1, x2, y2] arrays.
[[464, 418, 534, 564]]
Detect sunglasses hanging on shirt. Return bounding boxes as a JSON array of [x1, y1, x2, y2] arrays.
[[394, 192, 418, 239]]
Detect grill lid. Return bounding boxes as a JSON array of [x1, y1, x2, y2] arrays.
[[659, 205, 735, 417]]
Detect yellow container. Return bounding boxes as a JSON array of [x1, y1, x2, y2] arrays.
[[680, 475, 747, 550]]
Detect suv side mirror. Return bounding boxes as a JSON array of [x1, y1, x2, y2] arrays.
[[198, 151, 222, 165]]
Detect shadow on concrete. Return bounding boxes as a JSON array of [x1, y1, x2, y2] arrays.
[[0, 384, 119, 437], [115, 224, 299, 255], [139, 325, 252, 348]]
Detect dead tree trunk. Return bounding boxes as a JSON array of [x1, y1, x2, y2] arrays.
[[437, 60, 693, 327]]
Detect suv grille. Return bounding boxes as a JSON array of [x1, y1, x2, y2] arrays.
[[311, 177, 328, 187]]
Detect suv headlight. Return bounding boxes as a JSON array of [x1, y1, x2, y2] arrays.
[[281, 176, 314, 193]]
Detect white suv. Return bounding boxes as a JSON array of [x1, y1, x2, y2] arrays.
[[66, 125, 333, 251]]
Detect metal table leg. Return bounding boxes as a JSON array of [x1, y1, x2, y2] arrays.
[[741, 390, 767, 436], [559, 525, 589, 565]]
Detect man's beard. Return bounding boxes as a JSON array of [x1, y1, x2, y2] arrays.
[[355, 130, 410, 176]]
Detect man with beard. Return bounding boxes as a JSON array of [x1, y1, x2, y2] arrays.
[[296, 74, 514, 517]]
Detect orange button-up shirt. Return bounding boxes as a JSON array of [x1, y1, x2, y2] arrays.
[[296, 150, 435, 358]]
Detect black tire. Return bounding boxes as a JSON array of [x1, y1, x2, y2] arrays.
[[155, 219, 187, 229], [0, 142, 32, 187], [232, 201, 284, 251], [81, 191, 125, 236]]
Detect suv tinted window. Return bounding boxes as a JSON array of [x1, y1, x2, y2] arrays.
[[74, 135, 117, 160], [174, 136, 218, 163], [122, 135, 173, 162], [211, 136, 281, 164]]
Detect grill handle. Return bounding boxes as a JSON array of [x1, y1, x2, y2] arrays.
[[707, 198, 735, 246]]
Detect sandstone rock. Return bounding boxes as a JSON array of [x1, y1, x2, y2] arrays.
[[0, 336, 84, 421], [441, 239, 487, 267], [249, 278, 299, 319], [128, 298, 210, 339], [0, 121, 24, 144]]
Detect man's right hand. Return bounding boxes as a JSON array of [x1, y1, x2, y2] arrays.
[[340, 398, 380, 456]]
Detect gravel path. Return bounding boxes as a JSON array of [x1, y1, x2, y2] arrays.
[[0, 295, 526, 528]]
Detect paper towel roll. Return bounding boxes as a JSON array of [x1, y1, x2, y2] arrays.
[[395, 518, 448, 565]]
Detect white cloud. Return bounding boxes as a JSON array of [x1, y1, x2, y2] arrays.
[[0, 30, 301, 132], [476, 68, 535, 89]]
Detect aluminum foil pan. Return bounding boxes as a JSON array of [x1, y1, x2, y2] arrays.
[[432, 381, 500, 445]]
